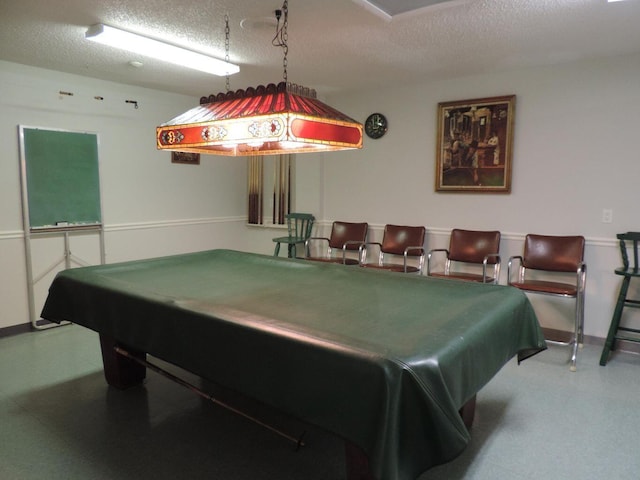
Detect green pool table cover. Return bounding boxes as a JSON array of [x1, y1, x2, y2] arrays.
[[41, 249, 546, 480]]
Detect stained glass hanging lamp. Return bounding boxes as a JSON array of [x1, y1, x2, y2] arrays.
[[156, 1, 363, 157]]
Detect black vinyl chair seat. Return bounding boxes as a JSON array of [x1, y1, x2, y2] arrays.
[[508, 234, 586, 372], [305, 221, 368, 265], [359, 224, 426, 274], [427, 229, 501, 284]]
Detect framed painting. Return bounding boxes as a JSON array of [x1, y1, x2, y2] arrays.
[[435, 95, 515, 193], [171, 151, 200, 165]]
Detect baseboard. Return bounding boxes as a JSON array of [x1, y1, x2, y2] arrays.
[[0, 322, 32, 338], [541, 327, 640, 355], [0, 319, 62, 338]]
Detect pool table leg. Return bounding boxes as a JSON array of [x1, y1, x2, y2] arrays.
[[99, 334, 146, 389], [459, 394, 476, 429], [345, 442, 375, 480], [344, 394, 477, 480]]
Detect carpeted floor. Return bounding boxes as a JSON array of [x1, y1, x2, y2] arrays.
[[1, 325, 638, 479]]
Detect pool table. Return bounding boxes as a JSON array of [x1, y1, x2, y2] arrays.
[[41, 249, 545, 480]]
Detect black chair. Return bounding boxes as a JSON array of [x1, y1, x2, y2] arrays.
[[600, 232, 640, 365], [272, 213, 315, 258], [305, 221, 368, 265], [508, 234, 586, 371], [427, 229, 501, 283], [360, 224, 426, 274]]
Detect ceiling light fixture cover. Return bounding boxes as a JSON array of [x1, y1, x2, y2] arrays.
[[353, 0, 468, 20], [85, 24, 239, 76], [157, 82, 363, 156]]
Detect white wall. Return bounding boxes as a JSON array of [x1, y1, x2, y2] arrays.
[[3, 53, 639, 342], [243, 155, 325, 255], [0, 61, 248, 329], [320, 52, 640, 340]]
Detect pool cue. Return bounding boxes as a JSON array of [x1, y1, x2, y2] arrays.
[[287, 154, 291, 214], [248, 158, 253, 222], [252, 157, 256, 223], [249, 157, 258, 223], [273, 159, 277, 224], [278, 155, 290, 218], [113, 346, 306, 450], [258, 156, 263, 224]]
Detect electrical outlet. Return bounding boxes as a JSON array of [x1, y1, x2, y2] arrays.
[[602, 209, 613, 224]]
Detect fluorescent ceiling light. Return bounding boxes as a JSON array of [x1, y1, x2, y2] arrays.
[[85, 23, 239, 76], [352, 0, 470, 20]]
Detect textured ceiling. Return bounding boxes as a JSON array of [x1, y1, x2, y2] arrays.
[[0, 0, 639, 98]]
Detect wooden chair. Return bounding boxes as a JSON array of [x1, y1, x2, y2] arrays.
[[507, 234, 586, 371], [600, 232, 640, 365], [305, 221, 368, 265], [272, 213, 315, 258], [427, 229, 501, 283], [359, 224, 425, 273]]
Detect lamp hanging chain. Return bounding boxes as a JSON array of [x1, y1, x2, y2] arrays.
[[282, 2, 288, 84], [224, 14, 231, 92], [272, 0, 289, 84]]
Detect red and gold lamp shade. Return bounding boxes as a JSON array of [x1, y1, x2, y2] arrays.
[[157, 82, 363, 156]]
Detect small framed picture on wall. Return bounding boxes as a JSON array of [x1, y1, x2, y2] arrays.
[[171, 151, 200, 165]]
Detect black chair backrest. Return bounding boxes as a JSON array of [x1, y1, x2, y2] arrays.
[[381, 225, 425, 256], [328, 222, 368, 250], [617, 232, 640, 273], [448, 229, 501, 264], [522, 234, 585, 272]]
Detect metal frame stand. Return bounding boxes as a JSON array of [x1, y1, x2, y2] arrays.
[[24, 225, 105, 330], [18, 125, 105, 331]]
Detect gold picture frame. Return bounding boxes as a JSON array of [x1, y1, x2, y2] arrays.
[[435, 95, 515, 193], [171, 151, 200, 165]]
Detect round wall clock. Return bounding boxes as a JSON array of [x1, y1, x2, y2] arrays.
[[364, 113, 388, 139]]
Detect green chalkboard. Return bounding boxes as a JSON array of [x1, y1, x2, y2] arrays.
[[20, 127, 101, 229]]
